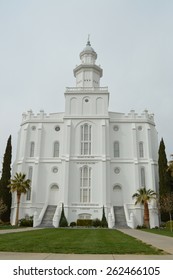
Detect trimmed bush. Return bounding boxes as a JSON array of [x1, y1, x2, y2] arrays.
[[19, 216, 33, 227], [59, 204, 68, 227], [101, 206, 108, 228], [77, 219, 92, 227], [136, 224, 147, 229], [92, 218, 101, 227], [166, 220, 173, 231], [70, 222, 76, 227]]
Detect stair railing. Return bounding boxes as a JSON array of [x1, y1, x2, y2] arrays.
[[53, 204, 61, 228], [124, 204, 135, 228], [33, 202, 48, 227], [108, 206, 115, 228]]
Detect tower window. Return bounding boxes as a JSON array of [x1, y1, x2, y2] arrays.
[[81, 124, 91, 155], [53, 141, 60, 157], [139, 142, 144, 158], [114, 141, 120, 158], [30, 142, 35, 157], [80, 166, 91, 203], [141, 167, 146, 187], [26, 167, 32, 201]]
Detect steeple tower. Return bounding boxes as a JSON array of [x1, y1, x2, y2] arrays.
[[73, 39, 103, 87]]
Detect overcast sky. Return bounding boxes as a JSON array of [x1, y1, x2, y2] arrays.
[[0, 0, 173, 169]]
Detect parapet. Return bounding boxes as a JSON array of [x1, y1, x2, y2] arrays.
[[109, 109, 155, 124], [22, 110, 64, 123]]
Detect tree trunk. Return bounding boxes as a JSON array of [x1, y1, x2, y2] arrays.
[[15, 193, 21, 226], [144, 201, 150, 228]]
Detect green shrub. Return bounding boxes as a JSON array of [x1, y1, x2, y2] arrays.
[[59, 203, 68, 227], [70, 222, 76, 227], [76, 219, 92, 227], [136, 224, 147, 229], [101, 206, 108, 228], [160, 222, 166, 228], [92, 218, 101, 227], [166, 220, 173, 230], [19, 216, 33, 227], [59, 216, 68, 227]]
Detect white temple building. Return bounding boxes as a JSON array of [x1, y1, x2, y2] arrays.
[[11, 40, 159, 228]]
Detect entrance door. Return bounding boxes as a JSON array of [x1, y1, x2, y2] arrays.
[[49, 184, 59, 205], [113, 185, 123, 206]]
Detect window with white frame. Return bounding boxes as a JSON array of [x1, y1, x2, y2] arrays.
[[53, 141, 59, 157], [30, 142, 35, 157], [139, 142, 144, 158], [26, 166, 32, 201], [114, 141, 120, 157], [141, 167, 146, 187], [81, 124, 91, 155], [80, 166, 91, 203]]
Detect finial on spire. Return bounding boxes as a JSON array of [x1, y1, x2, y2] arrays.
[[87, 34, 91, 46]]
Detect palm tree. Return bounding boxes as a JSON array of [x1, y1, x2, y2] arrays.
[[132, 187, 157, 228], [8, 172, 31, 226]]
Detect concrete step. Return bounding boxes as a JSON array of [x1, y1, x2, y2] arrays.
[[39, 205, 56, 228], [113, 206, 127, 228]]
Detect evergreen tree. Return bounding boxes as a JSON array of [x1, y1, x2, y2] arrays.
[[158, 138, 171, 196], [167, 158, 173, 193], [101, 206, 108, 228], [0, 135, 12, 222], [59, 203, 68, 227]]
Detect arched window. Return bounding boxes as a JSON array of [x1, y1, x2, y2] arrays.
[[30, 142, 35, 157], [80, 166, 91, 203], [141, 167, 146, 187], [139, 142, 144, 158], [26, 166, 32, 201], [114, 141, 120, 157], [53, 141, 59, 157], [113, 184, 121, 191], [81, 124, 91, 155]]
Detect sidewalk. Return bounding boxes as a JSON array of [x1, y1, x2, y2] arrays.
[[0, 227, 173, 260], [118, 228, 173, 255]]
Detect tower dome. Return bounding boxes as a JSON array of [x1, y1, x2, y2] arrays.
[[73, 39, 102, 87], [80, 39, 97, 62]]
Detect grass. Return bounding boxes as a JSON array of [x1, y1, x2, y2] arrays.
[[0, 225, 19, 230], [142, 228, 173, 238], [0, 228, 165, 254]]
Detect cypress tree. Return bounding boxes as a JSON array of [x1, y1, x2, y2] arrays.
[[101, 206, 108, 228], [158, 138, 171, 196], [59, 203, 68, 227], [0, 135, 12, 222], [158, 138, 172, 221]]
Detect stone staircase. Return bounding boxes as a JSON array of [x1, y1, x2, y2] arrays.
[[113, 206, 128, 228], [39, 205, 56, 228]]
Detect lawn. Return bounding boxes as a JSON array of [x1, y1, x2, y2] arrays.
[[0, 228, 165, 254], [0, 225, 19, 230], [142, 228, 173, 238]]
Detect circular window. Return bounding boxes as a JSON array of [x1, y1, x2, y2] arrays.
[[85, 99, 89, 103], [114, 167, 120, 174], [52, 167, 58, 173], [113, 125, 119, 131], [31, 126, 36, 131], [138, 126, 142, 131], [55, 126, 60, 131]]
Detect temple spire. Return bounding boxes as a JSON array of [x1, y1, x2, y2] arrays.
[[87, 34, 91, 46]]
